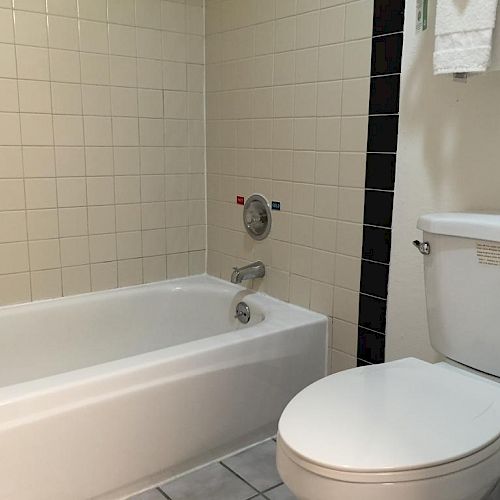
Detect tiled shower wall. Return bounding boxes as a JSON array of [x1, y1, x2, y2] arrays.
[[0, 0, 205, 305], [205, 0, 382, 370]]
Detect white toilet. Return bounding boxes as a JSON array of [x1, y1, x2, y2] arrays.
[[277, 213, 500, 500]]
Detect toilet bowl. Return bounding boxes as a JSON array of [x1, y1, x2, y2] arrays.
[[277, 358, 500, 500]]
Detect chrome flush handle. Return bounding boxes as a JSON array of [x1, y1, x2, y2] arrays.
[[413, 240, 431, 255]]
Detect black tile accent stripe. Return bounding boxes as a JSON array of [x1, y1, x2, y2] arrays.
[[363, 190, 394, 228], [367, 115, 399, 152], [357, 327, 386, 364], [359, 294, 387, 332], [360, 260, 390, 298], [369, 74, 401, 115], [371, 33, 404, 76], [357, 1, 405, 366], [362, 225, 392, 264], [373, 0, 405, 36], [365, 153, 396, 190]]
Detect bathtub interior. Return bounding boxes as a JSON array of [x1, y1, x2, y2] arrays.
[[0, 276, 266, 389]]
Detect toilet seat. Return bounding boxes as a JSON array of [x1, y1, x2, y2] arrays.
[[278, 433, 500, 484], [278, 358, 500, 483]]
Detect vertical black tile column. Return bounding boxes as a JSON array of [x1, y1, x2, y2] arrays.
[[357, 0, 405, 367]]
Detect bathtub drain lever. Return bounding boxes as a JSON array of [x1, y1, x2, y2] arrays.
[[235, 302, 251, 324]]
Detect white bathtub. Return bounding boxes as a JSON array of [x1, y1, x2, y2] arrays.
[[0, 274, 327, 500]]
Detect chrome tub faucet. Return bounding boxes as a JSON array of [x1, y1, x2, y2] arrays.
[[231, 261, 265, 284]]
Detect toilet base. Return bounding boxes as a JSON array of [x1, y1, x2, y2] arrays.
[[486, 480, 500, 500], [276, 439, 500, 500]]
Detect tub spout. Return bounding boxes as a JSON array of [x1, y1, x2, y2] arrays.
[[231, 261, 265, 284]]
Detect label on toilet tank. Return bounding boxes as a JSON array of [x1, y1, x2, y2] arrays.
[[477, 241, 500, 266], [416, 0, 428, 32]]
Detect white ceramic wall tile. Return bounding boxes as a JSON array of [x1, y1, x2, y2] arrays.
[[0, 9, 14, 44], [206, 0, 374, 374], [16, 45, 50, 80], [0, 44, 17, 78], [319, 6, 345, 45], [345, 0, 374, 41], [0, 0, 206, 305], [14, 0, 45, 12], [47, 0, 78, 17], [14, 10, 48, 47], [77, 0, 107, 22]]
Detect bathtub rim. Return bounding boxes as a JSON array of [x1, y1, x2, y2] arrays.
[[0, 274, 328, 410]]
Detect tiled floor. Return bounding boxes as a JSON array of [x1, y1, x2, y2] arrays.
[[129, 439, 296, 500]]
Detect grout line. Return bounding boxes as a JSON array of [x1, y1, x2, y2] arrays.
[[202, 0, 208, 275], [219, 461, 262, 496], [156, 487, 173, 500], [358, 323, 387, 335], [75, 14, 92, 295], [261, 482, 284, 494], [11, 7, 32, 301], [45, 5, 65, 299]]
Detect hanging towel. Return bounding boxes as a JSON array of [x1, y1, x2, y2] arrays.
[[433, 0, 500, 74]]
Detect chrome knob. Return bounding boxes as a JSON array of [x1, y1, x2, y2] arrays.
[[243, 194, 272, 241], [413, 240, 431, 255]]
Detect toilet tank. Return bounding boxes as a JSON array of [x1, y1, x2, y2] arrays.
[[417, 213, 500, 378]]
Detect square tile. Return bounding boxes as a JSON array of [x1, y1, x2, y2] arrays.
[[358, 293, 387, 332], [0, 8, 13, 44], [265, 484, 297, 500], [345, 0, 373, 41], [47, 0, 77, 17], [160, 462, 257, 500], [16, 45, 50, 80], [14, 10, 48, 47], [0, 44, 17, 78], [373, 0, 405, 36], [0, 273, 31, 305], [360, 259, 389, 298], [222, 441, 282, 492], [365, 153, 396, 190], [319, 6, 344, 45], [332, 318, 358, 355], [357, 327, 386, 363], [13, 0, 46, 12], [362, 225, 392, 264], [117, 258, 143, 286], [363, 189, 394, 228], [48, 11, 76, 55], [371, 33, 403, 76], [369, 74, 400, 115], [0, 112, 21, 145], [367, 115, 399, 153], [343, 38, 371, 78], [331, 349, 358, 373]]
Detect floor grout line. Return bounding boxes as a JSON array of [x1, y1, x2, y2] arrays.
[[262, 482, 284, 493], [219, 461, 263, 497], [155, 487, 172, 500], [261, 482, 286, 500]]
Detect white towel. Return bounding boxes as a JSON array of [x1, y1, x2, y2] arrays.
[[433, 0, 500, 74]]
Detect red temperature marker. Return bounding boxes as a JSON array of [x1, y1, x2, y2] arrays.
[[236, 196, 245, 205]]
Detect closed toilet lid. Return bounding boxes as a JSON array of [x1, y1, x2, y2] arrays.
[[279, 358, 500, 473]]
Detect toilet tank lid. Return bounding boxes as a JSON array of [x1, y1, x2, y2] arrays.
[[418, 212, 500, 242]]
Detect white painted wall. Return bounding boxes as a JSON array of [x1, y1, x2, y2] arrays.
[[386, 1, 500, 362]]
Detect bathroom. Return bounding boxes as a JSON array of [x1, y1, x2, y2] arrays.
[[0, 0, 499, 498]]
